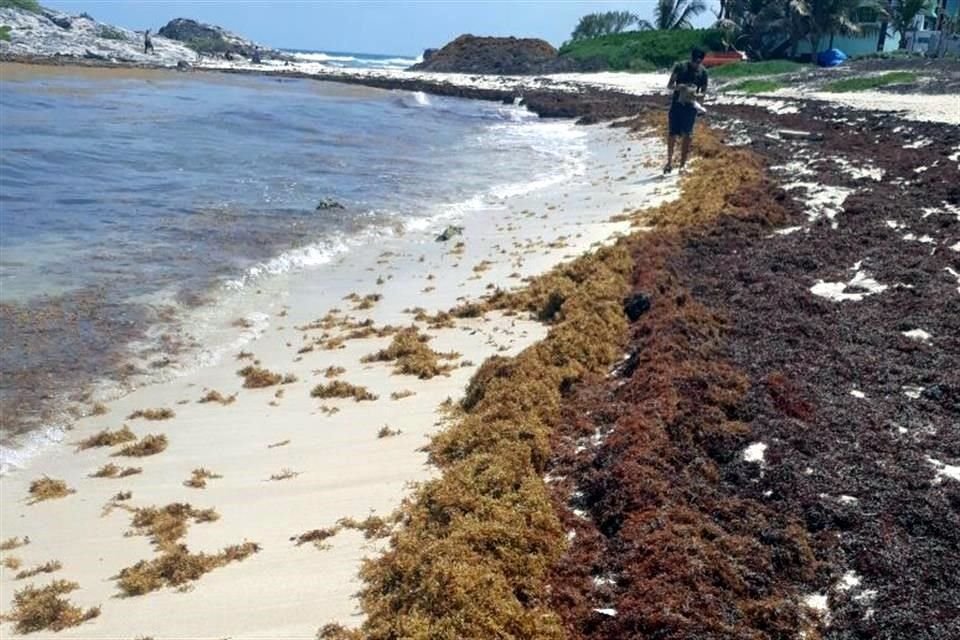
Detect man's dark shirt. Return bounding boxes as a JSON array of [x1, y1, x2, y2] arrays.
[[670, 61, 708, 107]]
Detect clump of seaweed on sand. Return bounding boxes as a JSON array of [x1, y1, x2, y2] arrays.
[[127, 408, 175, 421], [15, 560, 62, 580], [291, 527, 339, 550], [27, 477, 75, 504], [111, 502, 258, 596], [237, 366, 297, 388], [1, 536, 29, 551], [0, 580, 100, 633], [198, 390, 236, 405], [311, 381, 378, 402], [76, 425, 136, 451], [112, 434, 168, 458], [376, 425, 401, 439], [90, 463, 142, 478], [268, 468, 300, 481], [390, 389, 416, 400], [3, 557, 23, 570], [360, 327, 460, 379], [323, 365, 346, 378], [183, 468, 222, 489]]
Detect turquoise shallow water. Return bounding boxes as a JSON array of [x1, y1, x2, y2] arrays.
[[0, 66, 582, 437]]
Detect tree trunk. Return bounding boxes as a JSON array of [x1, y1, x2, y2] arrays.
[[877, 21, 888, 51], [829, 31, 835, 49]]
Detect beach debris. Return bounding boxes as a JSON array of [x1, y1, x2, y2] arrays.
[[311, 381, 378, 402], [291, 527, 339, 550], [27, 477, 75, 504], [269, 468, 300, 481], [390, 390, 416, 400], [90, 463, 142, 478], [377, 425, 402, 439], [15, 560, 63, 581], [267, 439, 291, 448], [0, 536, 29, 551], [316, 198, 345, 210], [183, 468, 222, 489], [623, 292, 651, 321], [237, 365, 297, 388], [198, 389, 236, 405], [2, 556, 23, 570], [127, 408, 175, 421], [1, 580, 100, 634], [361, 327, 459, 379], [112, 434, 168, 458], [776, 129, 824, 141], [435, 225, 464, 242], [76, 425, 137, 451]]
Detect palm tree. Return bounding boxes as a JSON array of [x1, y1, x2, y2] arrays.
[[654, 0, 709, 30], [794, 0, 884, 50], [886, 0, 935, 48], [570, 11, 640, 40]]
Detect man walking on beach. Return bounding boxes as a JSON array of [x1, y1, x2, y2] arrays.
[[144, 29, 154, 55], [664, 47, 708, 174]]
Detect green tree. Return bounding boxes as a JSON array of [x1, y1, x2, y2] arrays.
[[794, 0, 884, 50], [885, 0, 934, 48], [570, 11, 642, 41], [655, 0, 709, 29]]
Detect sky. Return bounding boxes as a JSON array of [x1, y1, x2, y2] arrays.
[[43, 1, 720, 56]]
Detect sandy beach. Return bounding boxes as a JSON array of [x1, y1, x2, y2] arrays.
[[0, 111, 676, 638], [2, 27, 958, 637]]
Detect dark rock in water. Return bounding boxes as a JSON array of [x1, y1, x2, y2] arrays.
[[623, 292, 651, 321], [315, 198, 345, 211], [176, 60, 192, 71], [435, 225, 464, 242], [409, 34, 581, 75]]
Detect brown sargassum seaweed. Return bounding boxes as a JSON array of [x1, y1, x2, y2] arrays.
[[322, 121, 830, 639]]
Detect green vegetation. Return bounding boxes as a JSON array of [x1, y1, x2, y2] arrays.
[[559, 28, 724, 70], [824, 71, 918, 92], [0, 25, 12, 42], [711, 60, 803, 78], [570, 10, 645, 40], [654, 0, 708, 30], [96, 25, 127, 41], [725, 79, 785, 93], [183, 36, 230, 54], [0, 0, 42, 13]]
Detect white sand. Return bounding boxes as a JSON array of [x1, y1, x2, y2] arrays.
[[0, 122, 677, 638]]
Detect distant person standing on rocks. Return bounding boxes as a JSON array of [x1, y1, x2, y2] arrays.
[[144, 29, 155, 54], [664, 47, 708, 174]]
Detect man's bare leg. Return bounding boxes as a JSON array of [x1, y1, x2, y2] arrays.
[[665, 134, 676, 173], [679, 134, 692, 169]]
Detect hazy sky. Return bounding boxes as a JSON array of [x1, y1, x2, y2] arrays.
[[43, 1, 720, 56]]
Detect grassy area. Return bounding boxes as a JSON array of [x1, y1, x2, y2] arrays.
[[0, 0, 41, 12], [823, 71, 918, 92], [711, 60, 803, 79], [725, 79, 784, 94], [559, 28, 725, 71], [0, 25, 11, 41]]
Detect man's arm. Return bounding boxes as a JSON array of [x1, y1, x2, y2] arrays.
[[698, 71, 708, 95], [667, 64, 679, 90]]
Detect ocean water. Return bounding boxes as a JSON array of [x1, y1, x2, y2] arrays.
[[0, 64, 586, 449], [282, 49, 421, 70]]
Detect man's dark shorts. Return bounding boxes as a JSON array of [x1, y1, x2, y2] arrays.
[[668, 103, 697, 136]]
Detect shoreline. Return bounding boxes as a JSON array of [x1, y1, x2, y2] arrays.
[[0, 102, 676, 636], [1, 56, 958, 639]]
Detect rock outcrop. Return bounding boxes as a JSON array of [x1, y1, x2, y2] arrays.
[[157, 18, 264, 57], [0, 7, 195, 66], [409, 34, 581, 75]]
